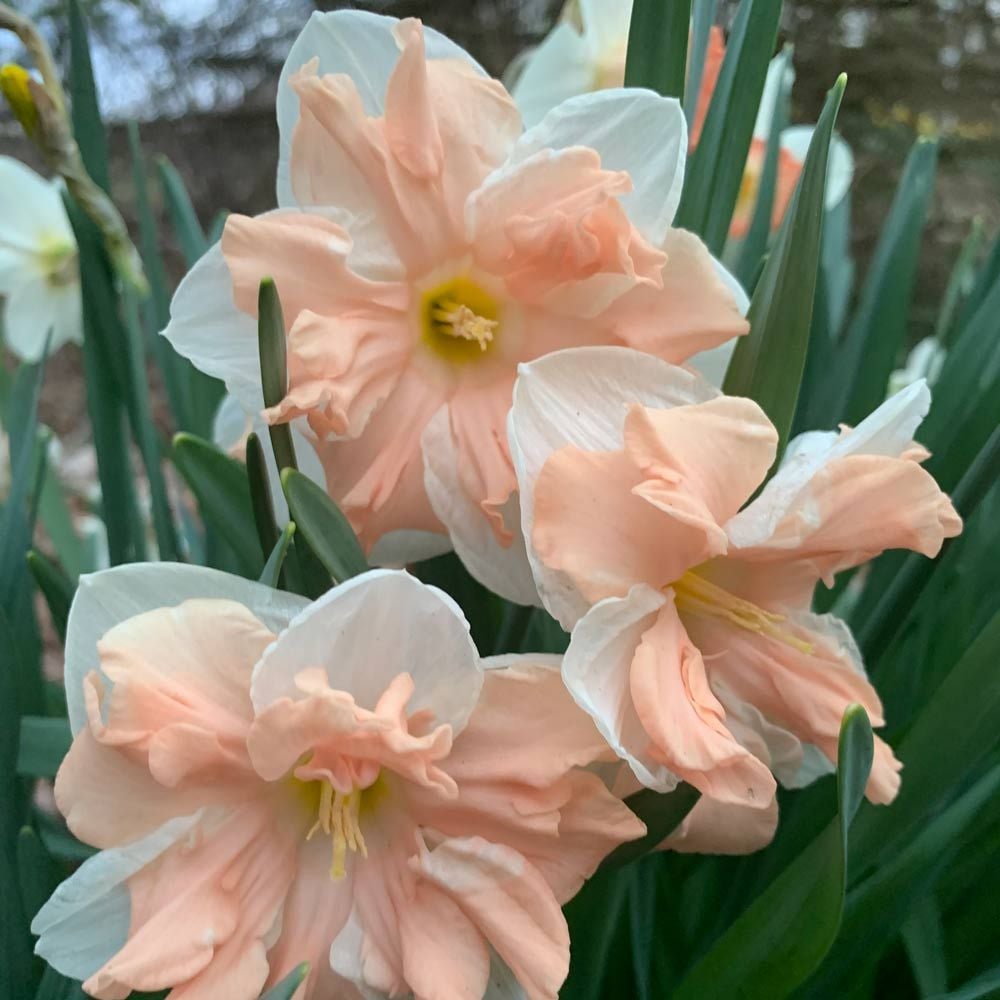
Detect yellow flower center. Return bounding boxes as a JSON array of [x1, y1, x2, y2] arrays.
[[421, 275, 500, 363], [296, 774, 388, 880], [672, 571, 814, 655], [37, 234, 78, 289], [734, 161, 762, 227]]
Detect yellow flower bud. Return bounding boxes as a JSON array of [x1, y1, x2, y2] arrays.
[[0, 63, 39, 139]]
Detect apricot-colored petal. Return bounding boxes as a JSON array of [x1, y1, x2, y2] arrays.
[[467, 145, 665, 315], [608, 228, 750, 363], [687, 609, 902, 804], [422, 406, 540, 606], [414, 837, 570, 1000], [510, 346, 718, 628], [84, 804, 297, 1000], [312, 365, 450, 552], [623, 395, 777, 548], [631, 596, 777, 808], [661, 794, 779, 855], [689, 26, 725, 149], [251, 570, 482, 737], [262, 307, 411, 440]]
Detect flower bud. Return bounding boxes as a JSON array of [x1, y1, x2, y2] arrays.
[[0, 63, 39, 139]]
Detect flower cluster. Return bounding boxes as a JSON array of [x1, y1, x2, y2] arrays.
[[34, 9, 961, 1000]]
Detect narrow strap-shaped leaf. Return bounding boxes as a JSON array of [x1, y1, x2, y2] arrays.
[[600, 784, 701, 869], [723, 74, 846, 459], [673, 706, 873, 1000], [936, 216, 984, 347], [684, 0, 720, 126], [67, 0, 109, 193], [932, 962, 1000, 1000], [901, 899, 948, 997], [258, 278, 298, 474], [26, 550, 73, 645], [260, 963, 310, 1000], [172, 433, 262, 579], [17, 826, 61, 924], [674, 0, 782, 254], [246, 432, 280, 560], [624, 0, 692, 101], [156, 155, 208, 267], [735, 45, 793, 288], [281, 469, 367, 585], [259, 523, 297, 589], [17, 717, 72, 778]]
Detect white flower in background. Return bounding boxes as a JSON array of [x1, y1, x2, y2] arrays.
[[888, 337, 947, 397], [0, 156, 82, 362]]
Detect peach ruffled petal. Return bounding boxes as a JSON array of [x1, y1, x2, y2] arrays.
[[84, 804, 297, 1000], [729, 138, 802, 239], [414, 836, 570, 1000], [690, 26, 726, 150], [468, 145, 666, 316], [661, 795, 779, 855], [687, 609, 902, 804], [607, 228, 750, 363], [248, 671, 456, 797], [630, 597, 777, 808]]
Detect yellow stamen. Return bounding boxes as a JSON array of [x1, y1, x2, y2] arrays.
[[430, 298, 497, 351], [672, 571, 814, 655], [306, 783, 368, 880]]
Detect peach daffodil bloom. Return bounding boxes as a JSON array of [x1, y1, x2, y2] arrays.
[[508, 347, 961, 845], [509, 3, 852, 240], [33, 564, 643, 1000], [162, 9, 749, 586]]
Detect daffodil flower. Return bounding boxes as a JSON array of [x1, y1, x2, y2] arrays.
[[0, 155, 81, 361], [34, 564, 642, 1000]]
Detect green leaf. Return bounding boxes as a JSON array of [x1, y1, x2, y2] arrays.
[[683, 0, 720, 127], [68, 0, 110, 193], [674, 0, 782, 254], [258, 279, 298, 474], [27, 551, 73, 645], [723, 74, 846, 458], [281, 469, 367, 585], [936, 217, 984, 348], [17, 717, 72, 778], [492, 603, 536, 655], [851, 608, 1000, 868], [624, 0, 692, 100], [246, 432, 280, 561], [933, 963, 1000, 1000], [259, 522, 296, 589], [260, 963, 310, 1000], [673, 705, 873, 1000], [838, 138, 939, 425], [601, 784, 701, 870], [17, 826, 61, 923], [156, 155, 208, 267], [901, 899, 948, 997], [172, 433, 262, 579], [734, 45, 793, 289]]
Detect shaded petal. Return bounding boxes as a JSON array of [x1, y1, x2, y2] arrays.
[[251, 569, 483, 735], [607, 228, 750, 362], [414, 837, 569, 1000], [661, 795, 778, 855], [3, 272, 82, 362], [422, 406, 540, 606], [64, 564, 308, 735], [632, 595, 776, 807], [0, 156, 73, 251], [32, 814, 201, 987], [510, 346, 718, 628], [276, 10, 488, 206], [509, 89, 686, 246], [509, 24, 594, 129]]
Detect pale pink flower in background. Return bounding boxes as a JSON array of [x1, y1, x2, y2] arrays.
[[162, 9, 748, 586], [33, 564, 642, 1000], [507, 346, 961, 849]]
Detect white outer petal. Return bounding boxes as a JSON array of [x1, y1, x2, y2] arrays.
[[251, 569, 483, 735], [562, 584, 679, 792], [688, 257, 749, 387], [484, 951, 529, 1000], [579, 0, 633, 48], [160, 240, 262, 415], [422, 405, 539, 607], [509, 23, 595, 130], [3, 274, 82, 362], [65, 564, 308, 734], [212, 392, 252, 455], [753, 54, 796, 140], [781, 126, 855, 210], [503, 88, 687, 245], [726, 380, 932, 550], [276, 10, 488, 207], [0, 156, 74, 253], [509, 346, 718, 629], [32, 812, 202, 982]]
